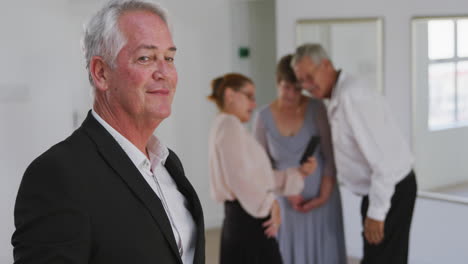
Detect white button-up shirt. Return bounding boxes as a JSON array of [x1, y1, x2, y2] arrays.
[[92, 110, 196, 264], [326, 72, 413, 221]]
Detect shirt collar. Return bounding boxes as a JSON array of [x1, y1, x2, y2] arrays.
[[147, 135, 170, 168], [91, 110, 169, 171]]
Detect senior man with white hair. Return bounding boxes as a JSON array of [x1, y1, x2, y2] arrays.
[[12, 1, 205, 263], [292, 43, 417, 264]]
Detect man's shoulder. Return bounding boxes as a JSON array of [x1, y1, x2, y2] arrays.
[[24, 128, 94, 177], [16, 128, 97, 202], [339, 73, 380, 104]]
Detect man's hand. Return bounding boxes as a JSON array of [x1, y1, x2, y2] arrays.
[[364, 217, 384, 245]]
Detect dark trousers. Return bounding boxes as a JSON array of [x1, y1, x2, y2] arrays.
[[220, 201, 282, 264], [360, 171, 417, 264]]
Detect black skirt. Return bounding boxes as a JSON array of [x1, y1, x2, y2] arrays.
[[220, 200, 283, 264]]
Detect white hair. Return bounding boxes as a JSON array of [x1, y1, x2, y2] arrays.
[[291, 43, 330, 67], [81, 0, 171, 87]]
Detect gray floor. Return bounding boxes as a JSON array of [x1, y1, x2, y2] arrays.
[[205, 228, 221, 264], [205, 228, 360, 264]]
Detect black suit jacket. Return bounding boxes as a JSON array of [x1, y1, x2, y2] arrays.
[[12, 112, 205, 264]]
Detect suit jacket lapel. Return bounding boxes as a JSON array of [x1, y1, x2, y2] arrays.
[[164, 152, 205, 264], [81, 112, 182, 263]]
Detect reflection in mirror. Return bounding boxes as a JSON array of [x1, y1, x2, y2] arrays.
[[412, 17, 468, 201], [296, 18, 383, 92]]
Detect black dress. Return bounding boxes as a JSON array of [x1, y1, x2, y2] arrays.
[[220, 200, 283, 264]]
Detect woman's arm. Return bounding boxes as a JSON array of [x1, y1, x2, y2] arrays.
[[296, 175, 335, 212], [296, 101, 337, 213], [216, 116, 275, 218]]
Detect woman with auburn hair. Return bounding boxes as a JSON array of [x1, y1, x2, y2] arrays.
[[207, 73, 317, 264], [253, 55, 346, 264]]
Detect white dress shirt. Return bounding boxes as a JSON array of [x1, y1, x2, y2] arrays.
[[91, 110, 196, 264], [326, 72, 413, 221]]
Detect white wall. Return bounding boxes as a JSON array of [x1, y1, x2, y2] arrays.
[[340, 187, 468, 263], [230, 0, 277, 108], [1, 1, 78, 262], [276, 0, 468, 262]]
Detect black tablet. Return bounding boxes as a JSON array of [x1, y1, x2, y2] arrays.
[[300, 136, 320, 164]]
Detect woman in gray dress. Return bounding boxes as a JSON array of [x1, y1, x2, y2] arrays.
[[253, 55, 347, 264]]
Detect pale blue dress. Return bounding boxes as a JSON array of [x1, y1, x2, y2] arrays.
[[253, 98, 347, 264]]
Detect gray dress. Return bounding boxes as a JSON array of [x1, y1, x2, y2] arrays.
[[253, 98, 346, 264]]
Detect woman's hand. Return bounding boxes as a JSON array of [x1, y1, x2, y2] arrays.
[[299, 157, 317, 178], [287, 194, 304, 211], [294, 176, 335, 213], [295, 197, 324, 213], [263, 200, 281, 238]]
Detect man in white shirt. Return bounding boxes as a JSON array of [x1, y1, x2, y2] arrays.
[[292, 43, 417, 264], [12, 1, 204, 263]]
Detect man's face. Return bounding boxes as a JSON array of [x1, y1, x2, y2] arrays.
[[293, 56, 331, 99], [105, 10, 177, 123]]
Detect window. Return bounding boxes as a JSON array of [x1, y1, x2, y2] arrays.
[[427, 18, 468, 130], [412, 17, 468, 200]]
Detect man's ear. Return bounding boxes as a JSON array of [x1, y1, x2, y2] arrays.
[[322, 58, 332, 70], [90, 56, 110, 92]]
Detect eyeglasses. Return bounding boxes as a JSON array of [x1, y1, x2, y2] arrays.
[[237, 90, 256, 102]]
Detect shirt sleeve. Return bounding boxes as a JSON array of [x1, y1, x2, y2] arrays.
[[217, 116, 275, 218], [272, 168, 304, 195], [315, 100, 337, 179], [342, 92, 398, 221], [252, 110, 304, 196]]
